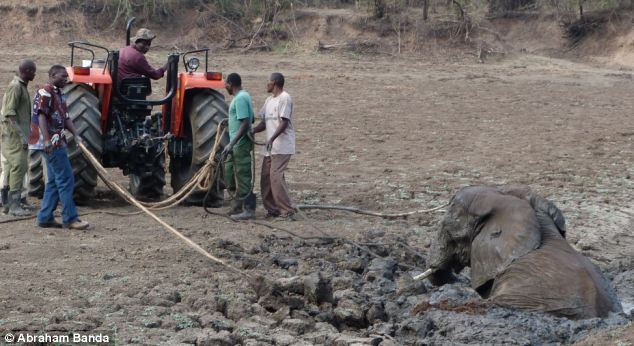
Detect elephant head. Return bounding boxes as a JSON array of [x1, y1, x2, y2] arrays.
[[427, 185, 621, 319], [429, 186, 547, 295]]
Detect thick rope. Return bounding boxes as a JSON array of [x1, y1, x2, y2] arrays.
[[77, 141, 248, 278], [75, 119, 443, 281], [76, 123, 228, 212]]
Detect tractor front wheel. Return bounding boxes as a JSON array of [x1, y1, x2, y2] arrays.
[[170, 89, 229, 206]]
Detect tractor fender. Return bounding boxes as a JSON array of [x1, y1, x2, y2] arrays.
[[166, 72, 225, 137]]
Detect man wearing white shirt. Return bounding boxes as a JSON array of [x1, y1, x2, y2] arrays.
[[253, 73, 296, 219]]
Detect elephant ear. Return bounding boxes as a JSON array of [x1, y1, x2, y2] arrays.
[[528, 195, 566, 238], [498, 185, 566, 238], [470, 193, 542, 295]]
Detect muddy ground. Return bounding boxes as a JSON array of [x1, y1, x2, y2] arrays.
[[0, 46, 633, 345]]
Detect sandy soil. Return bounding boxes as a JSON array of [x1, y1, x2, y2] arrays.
[[0, 45, 632, 345]]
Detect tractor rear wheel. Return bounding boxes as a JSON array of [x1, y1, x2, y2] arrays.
[[170, 89, 229, 206], [27, 150, 45, 198], [64, 83, 103, 201], [28, 83, 103, 201]]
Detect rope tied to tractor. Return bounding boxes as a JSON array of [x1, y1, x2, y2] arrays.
[[76, 136, 277, 295], [72, 121, 446, 291], [98, 120, 229, 211]]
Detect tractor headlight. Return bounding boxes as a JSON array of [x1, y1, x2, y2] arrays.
[[187, 57, 200, 72]]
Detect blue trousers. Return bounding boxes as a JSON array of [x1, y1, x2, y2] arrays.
[[37, 148, 79, 225]]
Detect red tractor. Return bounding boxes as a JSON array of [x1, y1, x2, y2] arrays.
[[28, 18, 228, 204]]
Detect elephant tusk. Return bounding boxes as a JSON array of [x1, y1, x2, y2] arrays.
[[413, 268, 434, 281]]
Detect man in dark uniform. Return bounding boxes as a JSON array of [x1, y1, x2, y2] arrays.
[[1, 59, 36, 216]]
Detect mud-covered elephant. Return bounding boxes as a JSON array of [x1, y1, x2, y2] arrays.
[[427, 185, 622, 319]]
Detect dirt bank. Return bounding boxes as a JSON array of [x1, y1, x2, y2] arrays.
[[2, 1, 634, 68]]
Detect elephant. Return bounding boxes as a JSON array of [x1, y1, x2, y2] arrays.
[[427, 185, 622, 319]]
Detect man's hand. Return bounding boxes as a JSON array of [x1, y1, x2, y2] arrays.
[[75, 136, 84, 147], [11, 119, 28, 150], [220, 143, 233, 161], [266, 139, 273, 154], [44, 140, 52, 154]]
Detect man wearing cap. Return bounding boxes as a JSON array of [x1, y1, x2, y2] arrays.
[[118, 28, 167, 82]]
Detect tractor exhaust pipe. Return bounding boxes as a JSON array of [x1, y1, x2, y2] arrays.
[[126, 17, 137, 46]]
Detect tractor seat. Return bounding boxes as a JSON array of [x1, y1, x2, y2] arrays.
[[119, 77, 152, 99], [118, 77, 152, 113]]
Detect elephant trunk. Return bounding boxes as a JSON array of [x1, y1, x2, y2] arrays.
[[426, 212, 472, 286], [427, 237, 460, 286]]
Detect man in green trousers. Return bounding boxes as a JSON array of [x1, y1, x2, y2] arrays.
[[1, 59, 36, 216], [221, 73, 256, 221]]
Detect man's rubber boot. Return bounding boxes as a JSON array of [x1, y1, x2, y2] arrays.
[[0, 187, 8, 214], [0, 186, 9, 214], [230, 207, 255, 221], [230, 193, 256, 221], [8, 191, 31, 217], [20, 196, 35, 211], [227, 198, 243, 215]]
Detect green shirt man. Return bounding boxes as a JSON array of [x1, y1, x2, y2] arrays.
[[222, 73, 256, 221], [228, 89, 254, 147]]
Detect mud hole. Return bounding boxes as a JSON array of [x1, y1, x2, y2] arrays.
[[0, 47, 633, 345]]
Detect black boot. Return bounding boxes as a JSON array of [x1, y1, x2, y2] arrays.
[[1, 187, 8, 214], [227, 198, 243, 215], [8, 191, 31, 217], [20, 196, 35, 211], [230, 193, 256, 221]]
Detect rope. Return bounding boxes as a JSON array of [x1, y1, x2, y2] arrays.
[[0, 215, 36, 224], [0, 209, 143, 225], [77, 140, 250, 279], [78, 119, 442, 283], [294, 208, 423, 271], [79, 122, 228, 212], [1, 120, 442, 288], [198, 204, 432, 272], [296, 203, 447, 218]]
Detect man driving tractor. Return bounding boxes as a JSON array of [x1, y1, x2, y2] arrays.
[[118, 28, 167, 82]]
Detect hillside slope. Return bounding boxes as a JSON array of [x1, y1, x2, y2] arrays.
[[1, 1, 633, 67]]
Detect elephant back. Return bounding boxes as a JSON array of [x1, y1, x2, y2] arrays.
[[489, 237, 623, 319], [470, 194, 541, 293]]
